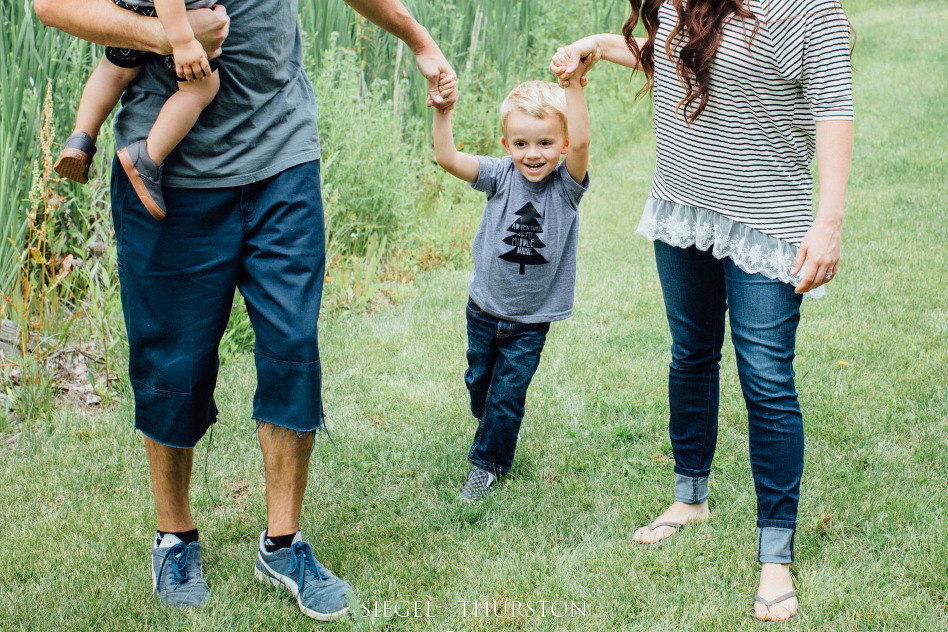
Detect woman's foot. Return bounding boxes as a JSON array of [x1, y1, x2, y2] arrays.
[[754, 563, 797, 621], [632, 500, 710, 546]]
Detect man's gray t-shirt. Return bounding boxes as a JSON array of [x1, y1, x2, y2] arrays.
[[113, 0, 320, 187], [469, 155, 589, 324]]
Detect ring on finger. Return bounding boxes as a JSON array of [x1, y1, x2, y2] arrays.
[[824, 272, 834, 280]]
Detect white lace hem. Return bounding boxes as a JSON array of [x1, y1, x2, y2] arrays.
[[636, 197, 825, 299]]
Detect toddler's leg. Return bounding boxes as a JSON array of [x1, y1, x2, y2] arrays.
[[118, 70, 219, 219], [467, 321, 549, 476], [464, 300, 499, 419], [73, 57, 141, 141], [145, 70, 220, 165], [55, 57, 140, 183]]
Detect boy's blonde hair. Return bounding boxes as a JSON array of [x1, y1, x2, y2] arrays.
[[500, 81, 568, 136]]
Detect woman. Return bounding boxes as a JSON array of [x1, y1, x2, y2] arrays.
[[551, 0, 853, 621]]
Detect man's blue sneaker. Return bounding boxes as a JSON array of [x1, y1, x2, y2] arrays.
[[254, 530, 351, 621], [151, 534, 210, 608]]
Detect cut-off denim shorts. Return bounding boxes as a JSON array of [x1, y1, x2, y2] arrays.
[[111, 159, 326, 448]]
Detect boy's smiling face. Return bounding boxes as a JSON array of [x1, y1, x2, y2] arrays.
[[501, 111, 569, 183]]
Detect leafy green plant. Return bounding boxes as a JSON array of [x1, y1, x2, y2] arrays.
[[324, 232, 389, 314], [0, 0, 87, 295], [308, 37, 421, 259], [219, 294, 255, 362]]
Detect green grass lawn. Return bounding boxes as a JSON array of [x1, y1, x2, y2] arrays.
[[2, 1, 946, 630]]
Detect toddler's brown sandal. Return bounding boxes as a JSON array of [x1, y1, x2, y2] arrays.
[[54, 132, 97, 184]]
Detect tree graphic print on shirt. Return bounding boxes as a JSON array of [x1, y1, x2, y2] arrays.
[[499, 201, 549, 275]]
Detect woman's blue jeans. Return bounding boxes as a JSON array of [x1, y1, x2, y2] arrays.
[[465, 299, 550, 476], [654, 241, 804, 564]]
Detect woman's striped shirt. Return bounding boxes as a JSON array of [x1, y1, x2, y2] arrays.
[[645, 0, 853, 246]]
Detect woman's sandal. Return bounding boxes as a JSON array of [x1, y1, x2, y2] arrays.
[[635, 521, 684, 549], [753, 590, 798, 622]]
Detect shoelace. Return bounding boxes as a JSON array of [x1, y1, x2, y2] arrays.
[[163, 542, 194, 586], [289, 541, 328, 585]]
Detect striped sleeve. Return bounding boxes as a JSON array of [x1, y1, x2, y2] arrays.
[[771, 0, 853, 120], [801, 1, 854, 119]]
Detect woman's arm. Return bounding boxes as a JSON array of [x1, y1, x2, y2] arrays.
[[33, 0, 227, 57], [791, 119, 854, 294], [550, 33, 647, 87]]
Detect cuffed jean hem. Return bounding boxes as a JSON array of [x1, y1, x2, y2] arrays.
[[674, 473, 710, 504], [757, 527, 795, 564], [468, 457, 508, 477]]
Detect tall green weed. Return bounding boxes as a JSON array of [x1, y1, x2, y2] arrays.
[[301, 0, 627, 133], [307, 36, 422, 260]]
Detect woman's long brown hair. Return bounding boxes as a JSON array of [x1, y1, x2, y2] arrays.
[[622, 0, 760, 123]]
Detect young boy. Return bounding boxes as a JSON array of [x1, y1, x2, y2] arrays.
[[53, 0, 220, 220], [433, 78, 591, 501]]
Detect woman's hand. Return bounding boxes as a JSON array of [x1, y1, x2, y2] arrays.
[[550, 36, 601, 87], [791, 216, 842, 294]]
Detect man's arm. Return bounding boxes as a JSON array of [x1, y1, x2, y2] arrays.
[[33, 0, 227, 58], [563, 81, 590, 184], [433, 107, 479, 183], [341, 0, 457, 109]]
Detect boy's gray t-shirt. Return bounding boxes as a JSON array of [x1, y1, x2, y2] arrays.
[[112, 0, 320, 187], [468, 155, 589, 324]]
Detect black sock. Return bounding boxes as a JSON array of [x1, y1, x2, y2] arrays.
[[263, 531, 296, 553], [156, 528, 199, 547]]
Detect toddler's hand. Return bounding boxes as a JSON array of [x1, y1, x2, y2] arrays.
[[173, 38, 213, 82], [436, 72, 458, 112]]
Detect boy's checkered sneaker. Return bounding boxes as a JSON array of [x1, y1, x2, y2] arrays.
[[151, 534, 210, 608], [459, 468, 495, 502], [254, 530, 351, 621]]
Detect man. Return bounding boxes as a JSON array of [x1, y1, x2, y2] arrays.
[[34, 0, 457, 620]]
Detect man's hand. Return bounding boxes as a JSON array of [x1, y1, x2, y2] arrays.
[[415, 47, 458, 111], [186, 4, 228, 59], [173, 38, 212, 82]]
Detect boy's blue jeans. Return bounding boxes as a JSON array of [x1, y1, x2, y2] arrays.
[[465, 298, 550, 476], [654, 241, 804, 564]]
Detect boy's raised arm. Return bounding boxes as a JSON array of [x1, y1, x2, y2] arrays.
[[34, 0, 228, 57], [563, 81, 590, 184], [433, 107, 480, 184]]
